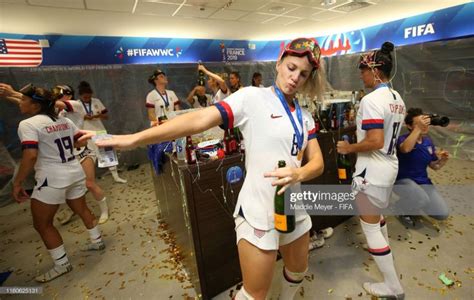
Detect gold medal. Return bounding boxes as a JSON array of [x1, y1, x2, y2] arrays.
[[297, 149, 303, 161]]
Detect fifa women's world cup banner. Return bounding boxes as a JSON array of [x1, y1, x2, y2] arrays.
[[1, 2, 473, 67]]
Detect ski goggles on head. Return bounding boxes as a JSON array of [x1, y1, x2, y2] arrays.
[[56, 85, 73, 96], [280, 38, 321, 69], [359, 51, 384, 69]]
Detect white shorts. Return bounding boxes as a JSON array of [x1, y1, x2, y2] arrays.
[[76, 147, 97, 164], [352, 176, 393, 209], [235, 215, 312, 251], [31, 179, 87, 205]]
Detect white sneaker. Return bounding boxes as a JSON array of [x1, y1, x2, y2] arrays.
[[309, 234, 325, 251], [113, 177, 127, 184], [80, 241, 106, 252], [318, 227, 334, 239], [98, 212, 109, 224], [35, 263, 72, 283], [363, 282, 404, 299]]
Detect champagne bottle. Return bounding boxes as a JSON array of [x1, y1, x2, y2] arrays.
[[330, 106, 338, 130], [274, 160, 295, 233], [337, 135, 352, 184], [158, 105, 168, 125], [185, 136, 196, 164]]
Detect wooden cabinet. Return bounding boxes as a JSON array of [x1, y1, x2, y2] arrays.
[[153, 154, 244, 299]]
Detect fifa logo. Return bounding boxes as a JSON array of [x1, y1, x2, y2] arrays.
[[404, 23, 435, 38]]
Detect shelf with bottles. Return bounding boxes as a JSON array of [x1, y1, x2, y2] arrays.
[[173, 126, 245, 166], [312, 90, 363, 134]]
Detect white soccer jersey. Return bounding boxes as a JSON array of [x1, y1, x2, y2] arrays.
[[355, 84, 406, 187], [61, 100, 86, 129], [18, 115, 85, 188], [215, 87, 317, 230], [81, 98, 107, 131], [145, 89, 180, 120], [211, 88, 230, 104], [191, 94, 213, 108]]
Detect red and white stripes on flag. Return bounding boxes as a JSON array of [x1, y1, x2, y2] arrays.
[[0, 38, 43, 67]]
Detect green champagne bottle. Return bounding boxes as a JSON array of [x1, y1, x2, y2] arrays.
[[337, 135, 352, 184], [274, 160, 295, 233]]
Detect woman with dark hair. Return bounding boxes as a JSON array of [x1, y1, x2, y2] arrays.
[[394, 107, 449, 226], [337, 42, 405, 299], [145, 70, 181, 127], [197, 64, 230, 104], [11, 85, 104, 282], [78, 81, 126, 223], [229, 71, 243, 93], [251, 72, 263, 87], [95, 37, 326, 300]]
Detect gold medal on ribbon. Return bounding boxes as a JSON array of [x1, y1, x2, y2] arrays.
[[297, 149, 303, 161]]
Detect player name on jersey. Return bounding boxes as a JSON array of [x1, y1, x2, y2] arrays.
[[389, 103, 405, 114], [45, 123, 71, 133]]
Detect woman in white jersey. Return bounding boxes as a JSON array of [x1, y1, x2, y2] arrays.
[[197, 64, 230, 104], [94, 38, 326, 300], [51, 84, 112, 225], [337, 42, 405, 299], [78, 81, 127, 184], [145, 69, 181, 127], [0, 83, 111, 225], [12, 85, 105, 283]]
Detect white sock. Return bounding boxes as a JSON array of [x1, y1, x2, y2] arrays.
[[360, 219, 403, 294], [234, 286, 254, 300], [380, 216, 389, 245], [98, 197, 108, 213], [280, 267, 306, 300], [109, 166, 127, 183], [87, 225, 102, 244], [97, 197, 109, 224], [48, 244, 70, 267]]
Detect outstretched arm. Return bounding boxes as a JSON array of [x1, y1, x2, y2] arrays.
[[0, 83, 22, 105], [93, 106, 223, 150]]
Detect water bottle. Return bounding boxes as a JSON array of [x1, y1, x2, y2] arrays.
[[176, 137, 186, 161], [92, 131, 119, 168]]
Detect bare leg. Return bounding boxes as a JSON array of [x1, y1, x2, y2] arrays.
[[31, 199, 61, 249], [279, 231, 310, 299], [31, 199, 72, 282], [236, 239, 277, 300], [66, 195, 105, 251], [81, 157, 108, 224]]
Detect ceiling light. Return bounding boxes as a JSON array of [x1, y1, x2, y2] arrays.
[[321, 0, 337, 6]]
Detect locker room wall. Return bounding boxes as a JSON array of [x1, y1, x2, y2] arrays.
[[1, 37, 473, 168]]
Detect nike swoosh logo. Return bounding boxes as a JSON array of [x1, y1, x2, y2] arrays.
[[271, 114, 283, 119]]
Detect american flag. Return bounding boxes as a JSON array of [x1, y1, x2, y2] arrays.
[[0, 38, 43, 67]]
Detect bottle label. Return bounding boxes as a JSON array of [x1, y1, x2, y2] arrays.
[[92, 132, 119, 168], [274, 213, 288, 232], [338, 168, 347, 180], [230, 140, 237, 152]]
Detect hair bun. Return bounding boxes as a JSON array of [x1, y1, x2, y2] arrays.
[[381, 42, 394, 54]]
